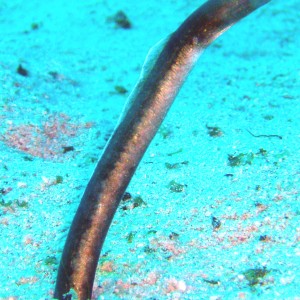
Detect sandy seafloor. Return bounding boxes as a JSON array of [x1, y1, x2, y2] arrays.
[[0, 0, 300, 299]]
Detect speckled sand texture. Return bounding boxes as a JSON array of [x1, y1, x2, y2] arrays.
[[0, 0, 299, 299]]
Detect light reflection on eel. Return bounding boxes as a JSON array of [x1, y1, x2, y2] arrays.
[[54, 0, 271, 298]]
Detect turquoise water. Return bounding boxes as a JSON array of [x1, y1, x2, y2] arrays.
[[0, 1, 299, 299]]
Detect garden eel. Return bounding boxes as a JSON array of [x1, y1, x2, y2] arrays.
[[54, 0, 271, 298]]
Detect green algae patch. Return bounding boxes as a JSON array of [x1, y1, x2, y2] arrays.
[[159, 125, 173, 139], [165, 161, 189, 170], [126, 231, 137, 243], [228, 152, 255, 167], [133, 196, 147, 208], [243, 267, 270, 287], [206, 125, 223, 137], [168, 180, 185, 193], [44, 256, 58, 266]]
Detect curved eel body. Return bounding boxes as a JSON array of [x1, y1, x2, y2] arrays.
[[54, 0, 271, 298]]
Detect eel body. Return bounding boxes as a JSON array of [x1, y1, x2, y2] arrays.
[[54, 0, 271, 298]]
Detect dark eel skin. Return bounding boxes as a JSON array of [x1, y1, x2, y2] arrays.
[[54, 0, 271, 298]]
